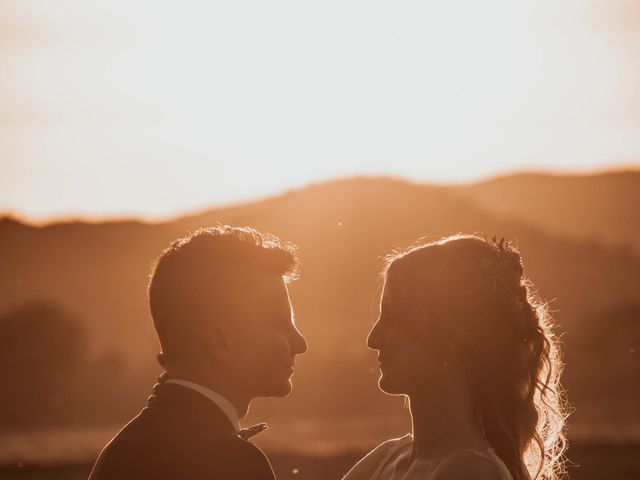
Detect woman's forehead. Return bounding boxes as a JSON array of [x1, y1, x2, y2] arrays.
[[380, 277, 399, 310]]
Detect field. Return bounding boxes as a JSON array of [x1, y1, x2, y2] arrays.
[[0, 442, 639, 480]]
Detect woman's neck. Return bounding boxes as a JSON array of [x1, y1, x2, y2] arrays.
[[408, 379, 487, 460]]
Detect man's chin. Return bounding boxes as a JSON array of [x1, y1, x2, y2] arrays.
[[276, 379, 294, 397], [263, 379, 293, 398]]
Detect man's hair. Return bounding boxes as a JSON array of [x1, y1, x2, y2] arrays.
[[148, 225, 299, 368]]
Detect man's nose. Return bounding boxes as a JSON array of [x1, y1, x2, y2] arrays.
[[291, 326, 308, 355]]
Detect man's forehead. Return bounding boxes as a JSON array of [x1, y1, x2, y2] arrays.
[[249, 274, 289, 295], [243, 275, 291, 311]]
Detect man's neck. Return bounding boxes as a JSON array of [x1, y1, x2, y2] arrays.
[[166, 369, 252, 420]]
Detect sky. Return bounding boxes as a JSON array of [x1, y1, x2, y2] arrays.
[[1, 0, 639, 220]]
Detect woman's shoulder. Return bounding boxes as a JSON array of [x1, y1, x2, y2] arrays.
[[342, 434, 412, 479], [355, 433, 413, 463], [432, 449, 513, 480], [367, 433, 413, 455]]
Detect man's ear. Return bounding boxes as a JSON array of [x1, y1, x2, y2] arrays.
[[204, 324, 234, 362]]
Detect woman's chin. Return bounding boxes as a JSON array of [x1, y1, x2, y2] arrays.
[[378, 374, 406, 395]]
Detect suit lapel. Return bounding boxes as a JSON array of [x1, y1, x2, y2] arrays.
[[149, 382, 239, 438]]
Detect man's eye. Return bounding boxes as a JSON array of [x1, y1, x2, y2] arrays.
[[279, 320, 292, 330]]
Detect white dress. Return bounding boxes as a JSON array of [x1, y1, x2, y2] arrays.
[[342, 434, 514, 480]]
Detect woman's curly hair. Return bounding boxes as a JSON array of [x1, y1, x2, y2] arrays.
[[384, 234, 568, 480]]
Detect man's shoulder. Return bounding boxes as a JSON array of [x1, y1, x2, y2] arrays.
[[89, 409, 274, 480], [225, 441, 275, 478]]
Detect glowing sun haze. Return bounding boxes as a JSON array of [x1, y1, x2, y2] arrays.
[[1, 0, 639, 220]]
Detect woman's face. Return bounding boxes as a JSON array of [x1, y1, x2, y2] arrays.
[[367, 276, 442, 395]]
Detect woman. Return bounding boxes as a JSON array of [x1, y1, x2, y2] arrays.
[[344, 235, 567, 480]]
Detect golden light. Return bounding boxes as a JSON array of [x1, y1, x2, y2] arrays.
[[1, 0, 638, 220]]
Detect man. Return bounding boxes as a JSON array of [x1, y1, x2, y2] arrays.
[[89, 225, 308, 480]]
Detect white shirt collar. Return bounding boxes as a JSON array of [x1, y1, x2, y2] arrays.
[[165, 378, 240, 432]]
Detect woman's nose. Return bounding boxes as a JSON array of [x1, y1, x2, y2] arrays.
[[367, 319, 383, 350]]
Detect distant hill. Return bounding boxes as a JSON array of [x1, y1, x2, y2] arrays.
[[1, 173, 639, 445], [453, 170, 640, 253]]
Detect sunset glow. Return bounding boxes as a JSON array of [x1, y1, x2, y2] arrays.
[[1, 0, 639, 219]]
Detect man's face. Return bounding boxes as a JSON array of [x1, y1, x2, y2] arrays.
[[229, 275, 307, 398]]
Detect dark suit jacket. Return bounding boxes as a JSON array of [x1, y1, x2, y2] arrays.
[[88, 383, 275, 480]]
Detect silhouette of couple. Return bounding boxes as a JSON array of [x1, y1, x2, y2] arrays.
[[89, 225, 566, 480]]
